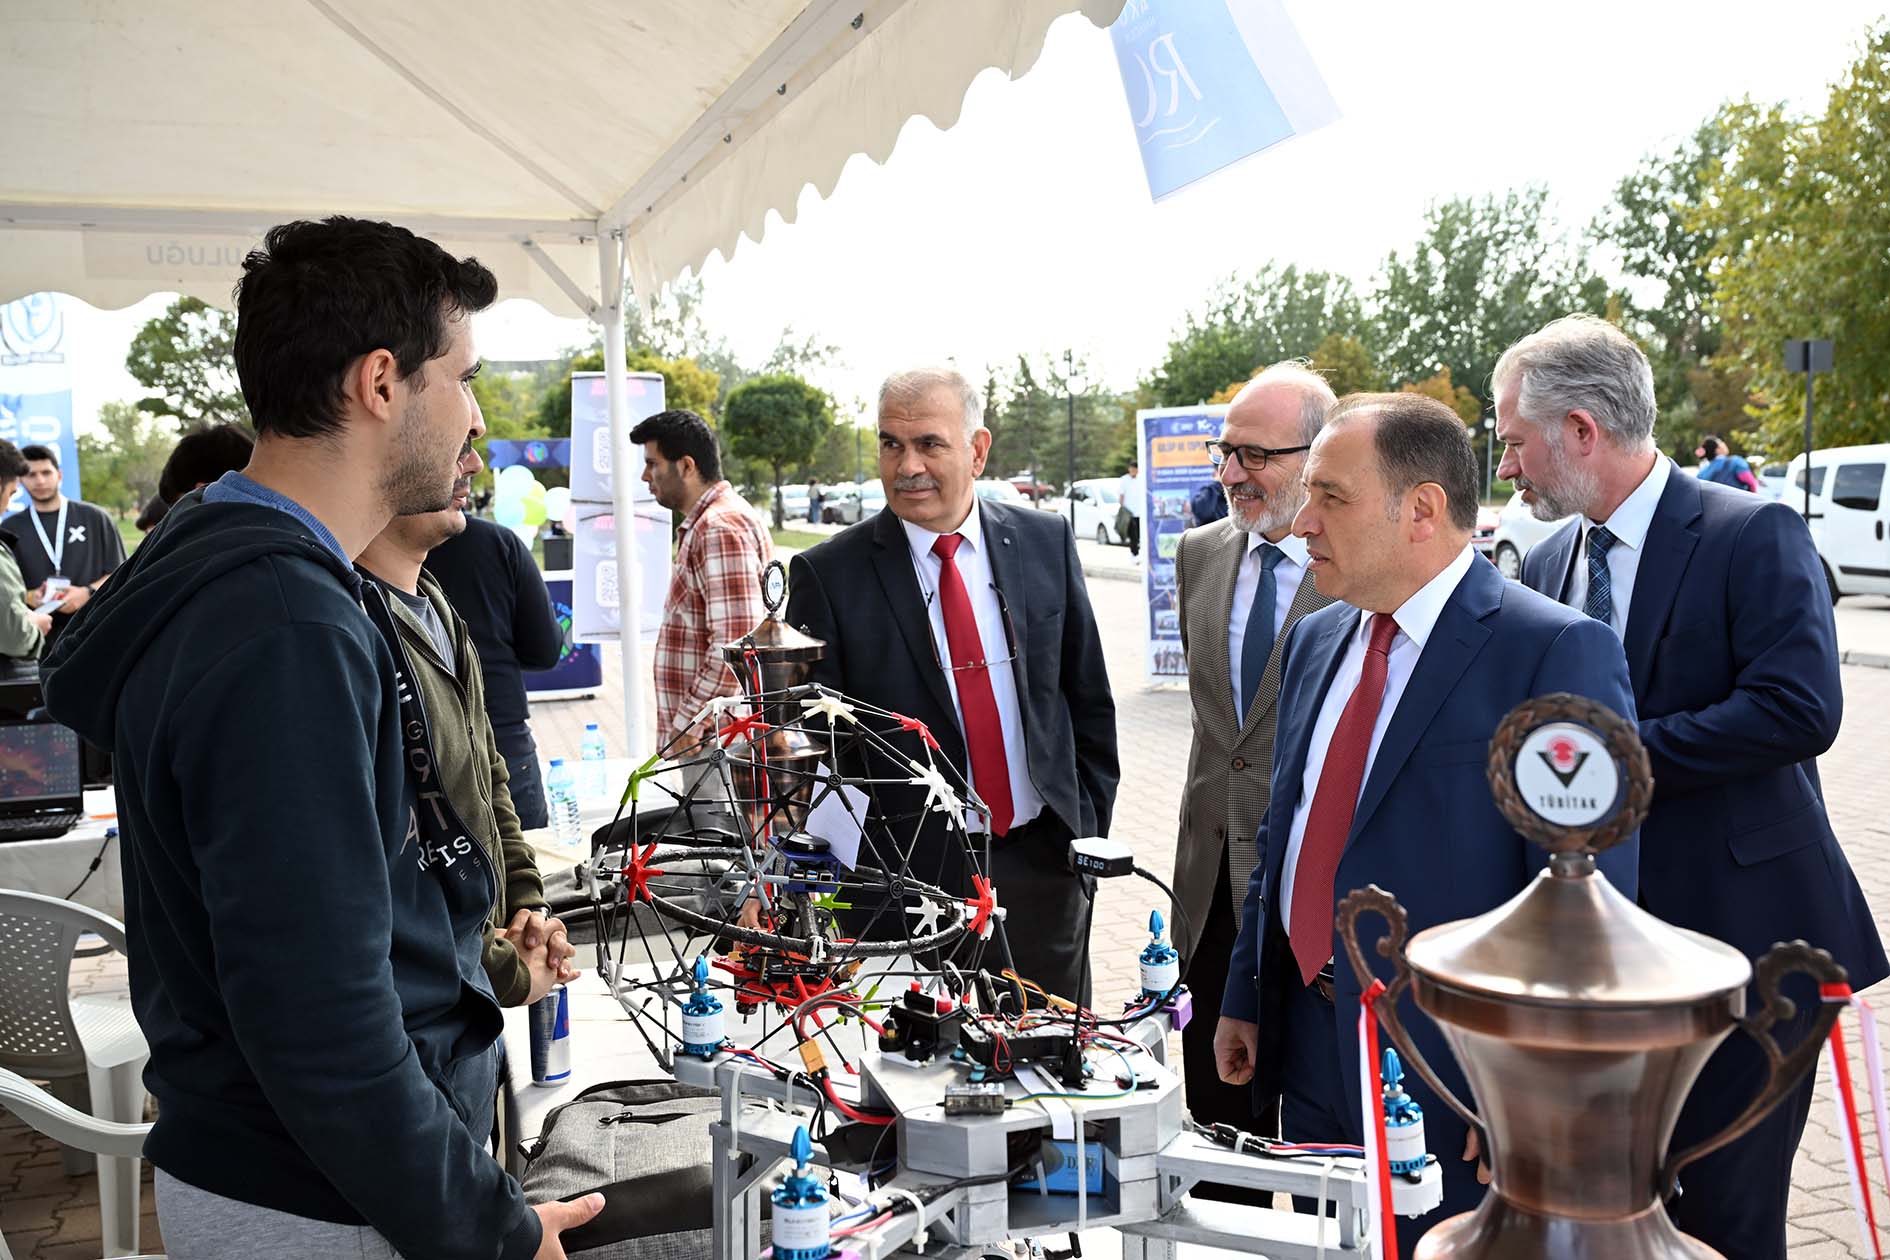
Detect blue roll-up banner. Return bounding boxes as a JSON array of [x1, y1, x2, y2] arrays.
[[524, 573, 604, 699], [0, 294, 82, 513], [488, 438, 572, 470], [1110, 0, 1339, 203], [1139, 406, 1228, 683]]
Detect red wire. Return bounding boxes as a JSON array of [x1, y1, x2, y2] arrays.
[[821, 1075, 894, 1126]]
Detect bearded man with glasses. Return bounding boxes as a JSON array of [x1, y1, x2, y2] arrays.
[[786, 366, 1118, 1002], [1169, 362, 1338, 1192]]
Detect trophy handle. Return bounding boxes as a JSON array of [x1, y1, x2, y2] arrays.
[[1657, 940, 1848, 1201], [1336, 886, 1488, 1152]]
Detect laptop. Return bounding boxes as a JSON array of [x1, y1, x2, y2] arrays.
[[0, 715, 85, 841]]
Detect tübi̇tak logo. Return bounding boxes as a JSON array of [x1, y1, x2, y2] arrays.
[[1538, 734, 1590, 790]]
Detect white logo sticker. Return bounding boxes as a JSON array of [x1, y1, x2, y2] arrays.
[[1514, 721, 1619, 828]]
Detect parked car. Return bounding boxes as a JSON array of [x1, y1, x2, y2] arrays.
[[1489, 489, 1575, 580], [774, 485, 811, 522], [857, 484, 886, 520], [1757, 461, 1790, 501], [1007, 474, 1057, 501], [1062, 477, 1127, 545], [1786, 444, 1890, 601], [974, 479, 1028, 505], [819, 481, 861, 524], [1472, 503, 1501, 562]]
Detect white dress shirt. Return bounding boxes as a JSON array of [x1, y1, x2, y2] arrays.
[[900, 508, 1047, 832], [1280, 545, 1478, 925], [1564, 455, 1671, 639], [1226, 531, 1311, 717]]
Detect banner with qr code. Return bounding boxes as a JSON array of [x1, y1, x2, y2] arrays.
[[1138, 406, 1226, 683], [571, 371, 670, 644]]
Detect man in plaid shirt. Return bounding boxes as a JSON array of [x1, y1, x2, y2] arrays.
[[633, 408, 772, 747]]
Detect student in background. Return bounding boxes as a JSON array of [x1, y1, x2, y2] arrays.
[[0, 440, 53, 658]]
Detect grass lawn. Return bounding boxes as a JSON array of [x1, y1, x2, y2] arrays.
[[770, 528, 826, 553]]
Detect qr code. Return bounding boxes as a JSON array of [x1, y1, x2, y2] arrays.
[[592, 426, 612, 477], [595, 559, 619, 610]]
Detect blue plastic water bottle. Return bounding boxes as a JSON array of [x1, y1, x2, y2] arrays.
[[580, 724, 607, 799], [546, 758, 581, 847]]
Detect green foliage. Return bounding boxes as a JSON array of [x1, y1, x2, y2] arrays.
[[722, 374, 835, 526], [1309, 333, 1385, 397], [1398, 366, 1482, 425], [984, 354, 1121, 489], [75, 401, 174, 517], [1374, 187, 1613, 409], [124, 297, 247, 429], [1146, 263, 1371, 406], [1689, 27, 1890, 453], [1595, 118, 1736, 461]]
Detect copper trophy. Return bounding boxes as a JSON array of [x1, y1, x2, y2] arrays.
[[720, 559, 827, 833], [1337, 693, 1845, 1259]]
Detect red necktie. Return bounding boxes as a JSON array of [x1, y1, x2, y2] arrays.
[[931, 533, 1014, 836], [1288, 612, 1400, 984]]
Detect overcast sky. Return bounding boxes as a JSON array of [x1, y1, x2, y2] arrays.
[[60, 0, 1886, 431]]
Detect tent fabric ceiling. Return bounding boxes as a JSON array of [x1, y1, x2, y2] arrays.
[[0, 0, 1121, 316]]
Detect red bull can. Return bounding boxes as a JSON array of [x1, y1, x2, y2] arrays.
[[528, 984, 571, 1085]]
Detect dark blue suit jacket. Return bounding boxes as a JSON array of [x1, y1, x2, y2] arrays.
[[1522, 471, 1886, 989], [1222, 556, 1640, 1141]]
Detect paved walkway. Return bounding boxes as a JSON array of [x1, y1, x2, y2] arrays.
[[5, 558, 1886, 1258]]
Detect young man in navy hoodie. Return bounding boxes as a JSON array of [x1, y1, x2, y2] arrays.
[[45, 217, 603, 1260]]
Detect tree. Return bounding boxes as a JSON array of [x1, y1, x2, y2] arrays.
[[1398, 366, 1482, 425], [1374, 187, 1614, 410], [1690, 27, 1890, 454], [1309, 333, 1386, 397], [722, 374, 834, 528], [124, 297, 247, 428], [1593, 119, 1738, 460], [985, 353, 1120, 487], [75, 401, 174, 518], [1208, 331, 1387, 404], [1146, 263, 1372, 406]]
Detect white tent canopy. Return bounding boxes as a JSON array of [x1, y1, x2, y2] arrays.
[[1, 0, 1118, 316], [0, 0, 1119, 754]]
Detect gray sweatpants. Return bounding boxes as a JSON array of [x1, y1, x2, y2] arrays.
[[156, 1169, 405, 1259]]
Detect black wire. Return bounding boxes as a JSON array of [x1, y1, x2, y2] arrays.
[[63, 829, 115, 901], [1131, 864, 1195, 983]]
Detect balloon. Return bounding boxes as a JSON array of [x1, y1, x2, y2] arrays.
[[561, 503, 577, 531], [493, 496, 526, 527], [498, 465, 536, 495], [545, 486, 571, 520], [521, 497, 547, 527], [523, 480, 547, 506], [509, 523, 538, 547]]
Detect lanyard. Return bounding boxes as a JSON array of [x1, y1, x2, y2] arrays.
[[30, 500, 67, 576], [357, 576, 498, 916]]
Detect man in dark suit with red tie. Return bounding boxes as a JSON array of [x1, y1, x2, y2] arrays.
[[786, 367, 1118, 1001], [1213, 393, 1640, 1251]]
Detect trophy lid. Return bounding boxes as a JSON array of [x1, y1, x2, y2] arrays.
[[722, 559, 825, 665], [1405, 694, 1750, 1007]]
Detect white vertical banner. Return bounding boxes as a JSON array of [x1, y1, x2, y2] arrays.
[[0, 293, 82, 510], [571, 369, 669, 644]]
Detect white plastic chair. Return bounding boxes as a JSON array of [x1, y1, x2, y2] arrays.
[[0, 890, 150, 1258], [0, 1067, 160, 1259]]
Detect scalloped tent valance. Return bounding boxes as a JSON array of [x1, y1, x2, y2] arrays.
[[0, 0, 1121, 315]]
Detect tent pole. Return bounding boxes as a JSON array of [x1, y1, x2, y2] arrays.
[[598, 229, 646, 760]]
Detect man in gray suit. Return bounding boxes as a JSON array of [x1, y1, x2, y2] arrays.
[[1173, 362, 1336, 1172]]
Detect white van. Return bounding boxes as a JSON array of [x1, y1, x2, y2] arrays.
[[1784, 443, 1890, 600]]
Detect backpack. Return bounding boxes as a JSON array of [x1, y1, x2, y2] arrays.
[[518, 1078, 770, 1257]]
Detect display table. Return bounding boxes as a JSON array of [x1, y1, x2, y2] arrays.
[[0, 789, 125, 918]]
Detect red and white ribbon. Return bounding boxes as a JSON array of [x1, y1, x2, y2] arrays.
[[1358, 979, 1399, 1260], [1822, 983, 1885, 1260]]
